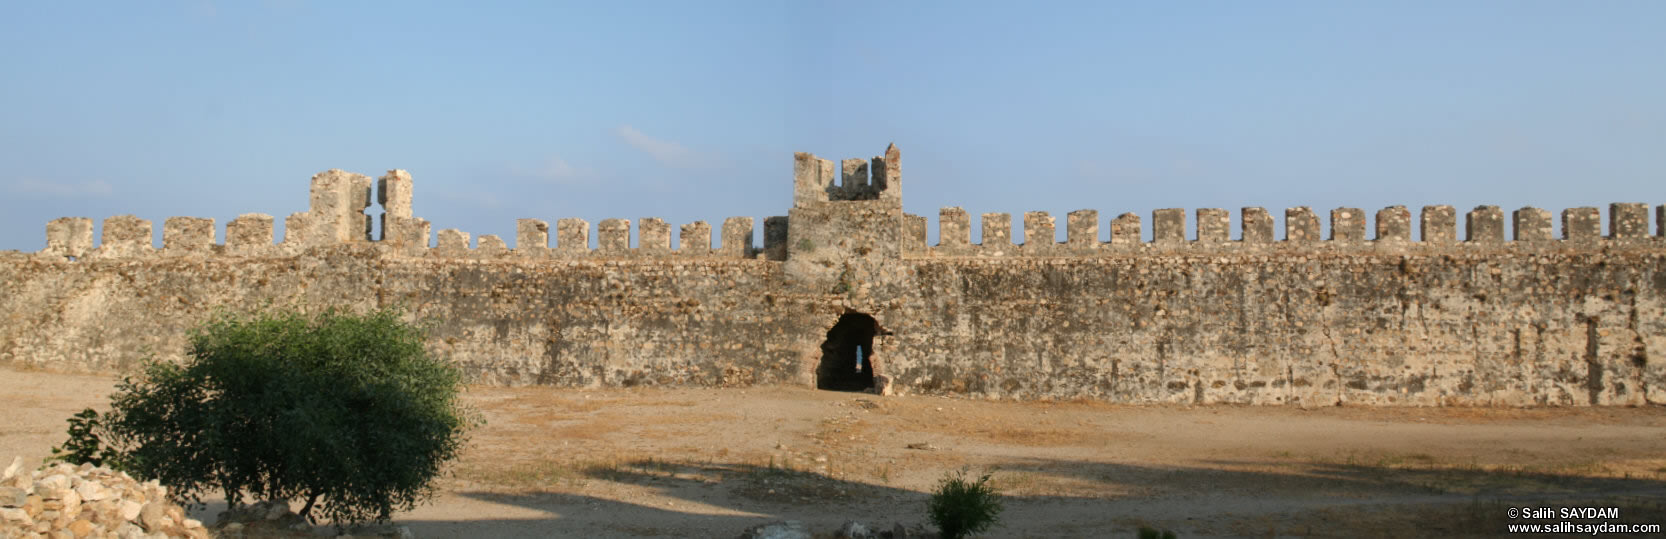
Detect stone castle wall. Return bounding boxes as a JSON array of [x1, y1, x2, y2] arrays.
[[2, 146, 1662, 405]]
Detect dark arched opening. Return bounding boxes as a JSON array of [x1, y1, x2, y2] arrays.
[[816, 312, 878, 391]]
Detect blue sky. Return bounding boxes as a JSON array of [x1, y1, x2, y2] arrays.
[[2, 1, 1662, 250]]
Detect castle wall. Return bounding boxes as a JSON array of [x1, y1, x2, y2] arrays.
[[2, 152, 1662, 406]]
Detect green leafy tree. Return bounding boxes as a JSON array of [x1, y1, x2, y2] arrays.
[[47, 408, 126, 470], [928, 468, 1003, 539], [101, 305, 478, 526]]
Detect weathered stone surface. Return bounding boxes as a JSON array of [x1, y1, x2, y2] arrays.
[[1109, 213, 1140, 245], [226, 214, 275, 255], [1375, 206, 1411, 242], [1331, 208, 1364, 243], [3, 148, 1664, 407], [1285, 207, 1318, 243], [1241, 207, 1273, 243], [515, 218, 549, 254], [557, 218, 589, 252], [902, 214, 927, 255], [163, 217, 215, 254], [1196, 208, 1229, 243], [1466, 205, 1504, 243], [476, 235, 508, 258], [0, 461, 201, 538], [1610, 202, 1649, 239], [1066, 209, 1098, 247], [1152, 208, 1185, 244], [1513, 207, 1552, 242], [433, 229, 471, 257], [1421, 205, 1456, 243], [98, 215, 152, 258], [1563, 207, 1600, 242], [43, 218, 93, 260], [1022, 211, 1054, 253], [721, 217, 753, 258], [763, 216, 789, 261], [640, 218, 672, 253], [980, 213, 1012, 253], [680, 221, 712, 253], [937, 208, 970, 251]]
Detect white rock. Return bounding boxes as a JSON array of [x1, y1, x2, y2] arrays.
[[120, 499, 144, 521], [0, 506, 31, 524], [1, 456, 20, 480]]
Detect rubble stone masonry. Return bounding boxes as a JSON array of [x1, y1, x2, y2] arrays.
[[2, 145, 1663, 406]]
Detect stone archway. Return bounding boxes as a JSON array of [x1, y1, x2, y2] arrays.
[[816, 312, 880, 391]]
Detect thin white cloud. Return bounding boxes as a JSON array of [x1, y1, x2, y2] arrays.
[[614, 125, 709, 169], [512, 157, 594, 185], [436, 190, 503, 209], [8, 178, 115, 198]]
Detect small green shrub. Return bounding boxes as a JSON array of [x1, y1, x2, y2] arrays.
[[928, 468, 1003, 539], [47, 408, 126, 470], [100, 305, 479, 526]]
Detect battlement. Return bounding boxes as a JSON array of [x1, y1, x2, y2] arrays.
[[9, 145, 1666, 405], [38, 169, 766, 262], [32, 149, 1665, 264], [905, 203, 1664, 258]]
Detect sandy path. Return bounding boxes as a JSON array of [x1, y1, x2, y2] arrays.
[[3, 367, 1663, 537]]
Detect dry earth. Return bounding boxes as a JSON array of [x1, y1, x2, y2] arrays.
[[4, 366, 1664, 538]]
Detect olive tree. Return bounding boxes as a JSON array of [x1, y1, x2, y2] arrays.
[[102, 306, 477, 525]]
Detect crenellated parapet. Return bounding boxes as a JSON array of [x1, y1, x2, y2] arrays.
[[27, 149, 1664, 266], [907, 203, 1666, 258]]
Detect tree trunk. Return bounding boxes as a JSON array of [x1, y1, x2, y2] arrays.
[[298, 492, 321, 524]]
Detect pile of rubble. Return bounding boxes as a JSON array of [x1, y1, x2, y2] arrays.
[[0, 457, 209, 538], [740, 520, 939, 539]]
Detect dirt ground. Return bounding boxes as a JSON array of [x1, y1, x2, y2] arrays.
[[4, 366, 1664, 538]]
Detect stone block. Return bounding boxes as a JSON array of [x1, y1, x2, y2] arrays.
[[1420, 205, 1456, 243], [1110, 212, 1141, 245], [477, 235, 508, 257], [598, 219, 631, 253], [1285, 207, 1319, 243], [1512, 207, 1552, 242], [1196, 208, 1229, 243], [1152, 208, 1185, 244], [841, 158, 868, 199], [875, 143, 901, 202], [557, 218, 589, 252], [377, 170, 413, 219], [1241, 207, 1274, 243], [680, 221, 712, 252], [434, 229, 470, 257], [763, 216, 789, 261], [283, 212, 311, 246], [938, 207, 970, 249], [307, 169, 373, 244], [1562, 207, 1599, 242], [226, 214, 273, 254], [981, 213, 1012, 249], [1066, 209, 1098, 246], [721, 216, 753, 257], [163, 216, 215, 254], [793, 153, 835, 207], [903, 214, 928, 254], [1023, 211, 1055, 251], [100, 215, 153, 258], [1375, 206, 1411, 242], [516, 219, 549, 254], [44, 217, 93, 259], [1465, 205, 1503, 243], [381, 216, 429, 255], [640, 217, 671, 252], [1330, 207, 1364, 243], [1609, 202, 1648, 239]]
